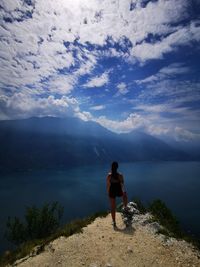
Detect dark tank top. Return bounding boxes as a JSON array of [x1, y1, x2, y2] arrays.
[[109, 172, 123, 198]]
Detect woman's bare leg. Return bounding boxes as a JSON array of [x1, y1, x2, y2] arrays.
[[110, 197, 116, 223]]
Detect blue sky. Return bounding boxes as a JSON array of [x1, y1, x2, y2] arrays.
[[0, 0, 200, 141]]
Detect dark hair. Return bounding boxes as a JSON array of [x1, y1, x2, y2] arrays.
[[111, 161, 118, 176]]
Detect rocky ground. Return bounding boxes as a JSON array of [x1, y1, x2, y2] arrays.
[[10, 203, 200, 267]]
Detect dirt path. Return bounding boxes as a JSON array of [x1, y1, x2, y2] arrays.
[[14, 212, 200, 267]]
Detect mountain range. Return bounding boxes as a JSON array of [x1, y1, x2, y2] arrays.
[[0, 117, 197, 172]]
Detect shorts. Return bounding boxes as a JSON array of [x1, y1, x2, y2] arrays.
[[109, 183, 123, 198]]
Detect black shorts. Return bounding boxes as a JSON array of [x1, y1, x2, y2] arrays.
[[109, 183, 123, 198]]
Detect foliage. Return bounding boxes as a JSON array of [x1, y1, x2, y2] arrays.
[[0, 210, 108, 266], [5, 202, 64, 245], [148, 199, 181, 237], [133, 197, 147, 214]]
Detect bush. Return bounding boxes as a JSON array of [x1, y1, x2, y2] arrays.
[[148, 199, 181, 236], [133, 197, 147, 214], [5, 202, 64, 245]]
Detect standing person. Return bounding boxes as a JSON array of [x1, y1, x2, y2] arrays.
[[106, 161, 128, 227]]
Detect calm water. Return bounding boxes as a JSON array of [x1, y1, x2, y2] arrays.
[[0, 161, 200, 253]]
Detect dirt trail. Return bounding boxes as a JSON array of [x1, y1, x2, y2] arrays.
[[13, 212, 200, 267]]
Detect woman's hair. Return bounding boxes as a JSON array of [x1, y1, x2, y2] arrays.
[[111, 161, 118, 176]]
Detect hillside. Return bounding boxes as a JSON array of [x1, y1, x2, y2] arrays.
[[0, 117, 191, 172], [10, 203, 200, 267]]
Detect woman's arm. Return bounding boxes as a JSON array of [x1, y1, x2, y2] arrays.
[[119, 174, 126, 193]]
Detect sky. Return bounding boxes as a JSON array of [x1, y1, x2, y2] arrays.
[[0, 0, 200, 141]]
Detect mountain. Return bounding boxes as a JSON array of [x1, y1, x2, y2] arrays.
[[160, 136, 200, 161], [0, 117, 191, 172]]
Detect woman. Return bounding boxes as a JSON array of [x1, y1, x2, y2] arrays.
[[106, 161, 128, 227]]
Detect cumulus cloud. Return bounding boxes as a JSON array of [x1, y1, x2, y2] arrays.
[[84, 72, 109, 88], [0, 93, 80, 119], [131, 21, 200, 62], [0, 0, 198, 95], [0, 0, 199, 141], [95, 113, 145, 133], [93, 108, 200, 142], [116, 82, 129, 95]]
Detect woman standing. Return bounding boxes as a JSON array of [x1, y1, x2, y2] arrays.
[[107, 161, 128, 227]]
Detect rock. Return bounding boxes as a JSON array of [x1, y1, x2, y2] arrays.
[[30, 245, 43, 256], [105, 263, 112, 267], [45, 244, 55, 253], [127, 246, 133, 253], [129, 201, 138, 209], [121, 202, 141, 226], [165, 237, 176, 246], [148, 222, 163, 233], [14, 256, 30, 266]]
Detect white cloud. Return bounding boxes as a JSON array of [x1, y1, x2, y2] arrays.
[[0, 93, 80, 119], [42, 74, 77, 95], [84, 72, 109, 88], [75, 110, 93, 121], [0, 0, 196, 95], [159, 63, 190, 75], [95, 113, 145, 133], [136, 63, 190, 84], [131, 21, 200, 62], [0, 0, 199, 141], [93, 108, 200, 142], [90, 105, 105, 111], [116, 82, 129, 95]]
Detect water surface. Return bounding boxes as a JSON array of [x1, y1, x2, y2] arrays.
[[0, 161, 200, 253]]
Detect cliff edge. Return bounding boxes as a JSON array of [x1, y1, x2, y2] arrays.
[[11, 202, 200, 267]]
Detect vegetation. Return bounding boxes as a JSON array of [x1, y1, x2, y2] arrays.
[[147, 199, 200, 249], [5, 202, 64, 245], [0, 203, 108, 267], [148, 199, 181, 236], [1, 198, 199, 266], [133, 197, 147, 214]]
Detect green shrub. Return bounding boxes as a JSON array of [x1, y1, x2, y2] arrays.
[[1, 209, 108, 266], [5, 202, 64, 245], [133, 197, 147, 214], [149, 199, 181, 237]]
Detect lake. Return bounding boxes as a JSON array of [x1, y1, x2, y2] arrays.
[[0, 161, 200, 254]]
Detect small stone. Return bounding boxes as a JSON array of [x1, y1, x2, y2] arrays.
[[30, 245, 43, 256], [46, 244, 55, 253], [105, 263, 112, 267], [127, 246, 133, 253]]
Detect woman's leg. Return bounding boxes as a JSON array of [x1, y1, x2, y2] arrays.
[[122, 192, 128, 207], [110, 197, 116, 223]]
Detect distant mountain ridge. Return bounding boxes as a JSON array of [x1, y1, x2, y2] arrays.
[[0, 117, 193, 172]]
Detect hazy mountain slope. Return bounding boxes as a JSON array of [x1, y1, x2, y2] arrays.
[[0, 117, 191, 172]]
